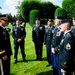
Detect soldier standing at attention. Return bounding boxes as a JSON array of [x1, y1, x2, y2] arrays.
[[44, 19, 55, 67], [51, 16, 64, 75], [32, 18, 45, 61], [0, 15, 12, 75], [71, 18, 75, 37], [12, 19, 26, 64], [56, 19, 75, 75]]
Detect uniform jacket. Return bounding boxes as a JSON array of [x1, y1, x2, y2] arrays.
[[56, 31, 75, 71], [51, 26, 63, 48], [0, 26, 12, 57], [12, 25, 26, 43], [32, 25, 45, 43], [44, 26, 55, 48]]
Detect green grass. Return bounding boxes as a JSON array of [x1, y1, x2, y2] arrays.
[[6, 24, 53, 75]]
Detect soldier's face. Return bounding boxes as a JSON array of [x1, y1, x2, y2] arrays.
[[72, 20, 75, 26], [16, 21, 20, 25], [1, 20, 7, 27], [47, 21, 53, 26], [36, 20, 40, 25], [55, 19, 61, 26]]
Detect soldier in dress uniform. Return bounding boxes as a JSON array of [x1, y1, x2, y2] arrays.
[[71, 18, 75, 37], [44, 19, 55, 67], [12, 19, 26, 64], [55, 19, 75, 75], [32, 18, 45, 61], [51, 16, 64, 75], [0, 15, 12, 75]]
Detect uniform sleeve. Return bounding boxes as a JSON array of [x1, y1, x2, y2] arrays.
[[61, 38, 74, 70], [12, 26, 18, 40], [21, 27, 26, 40], [44, 28, 47, 45], [32, 26, 35, 42]]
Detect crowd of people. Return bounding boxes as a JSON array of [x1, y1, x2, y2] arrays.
[[0, 14, 75, 75]]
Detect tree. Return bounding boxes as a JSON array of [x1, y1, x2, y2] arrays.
[[29, 10, 40, 26], [54, 8, 67, 18], [62, 0, 75, 18]]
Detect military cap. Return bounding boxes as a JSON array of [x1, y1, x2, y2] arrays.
[[0, 14, 8, 21], [60, 19, 72, 24], [48, 19, 53, 22], [16, 18, 21, 21], [36, 18, 40, 20], [72, 18, 75, 20], [55, 16, 64, 19]]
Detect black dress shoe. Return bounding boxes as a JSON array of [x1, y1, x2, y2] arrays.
[[23, 59, 28, 62]]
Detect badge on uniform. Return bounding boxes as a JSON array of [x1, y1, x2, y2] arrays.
[[56, 32, 61, 36], [40, 27, 42, 30], [21, 28, 23, 31], [34, 28, 35, 30], [3, 31, 6, 35], [66, 43, 71, 50], [15, 32, 17, 34]]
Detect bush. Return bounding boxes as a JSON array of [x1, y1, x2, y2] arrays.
[[29, 10, 40, 26], [62, 0, 75, 18], [54, 8, 67, 18]]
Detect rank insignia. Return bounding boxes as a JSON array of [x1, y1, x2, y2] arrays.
[[66, 43, 71, 50], [21, 28, 23, 31], [56, 32, 61, 36], [40, 27, 42, 30]]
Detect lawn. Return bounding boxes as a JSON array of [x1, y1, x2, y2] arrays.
[[6, 23, 53, 75]]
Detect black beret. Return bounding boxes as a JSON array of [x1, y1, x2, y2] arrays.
[[48, 19, 53, 22], [0, 14, 8, 21], [60, 19, 72, 24], [16, 18, 21, 21], [36, 18, 40, 20], [55, 16, 64, 19], [72, 18, 75, 20]]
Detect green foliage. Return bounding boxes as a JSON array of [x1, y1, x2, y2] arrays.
[[62, 0, 75, 18], [30, 10, 40, 26], [20, 0, 56, 22], [54, 8, 67, 18]]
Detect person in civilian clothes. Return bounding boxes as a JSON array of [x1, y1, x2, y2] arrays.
[[44, 19, 55, 67], [0, 15, 12, 75], [51, 16, 64, 75], [12, 19, 26, 64], [32, 18, 45, 61]]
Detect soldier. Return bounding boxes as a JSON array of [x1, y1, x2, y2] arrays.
[[51, 16, 64, 75], [55, 19, 75, 75], [71, 18, 75, 37], [12, 19, 26, 64], [32, 18, 45, 61], [44, 19, 55, 67], [0, 15, 12, 75]]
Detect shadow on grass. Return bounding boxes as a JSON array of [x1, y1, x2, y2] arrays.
[[11, 73, 16, 75], [36, 70, 53, 75]]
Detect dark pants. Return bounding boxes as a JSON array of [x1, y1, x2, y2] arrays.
[[14, 41, 25, 61], [53, 55, 62, 75], [2, 57, 10, 75], [34, 42, 43, 60], [46, 47, 53, 65]]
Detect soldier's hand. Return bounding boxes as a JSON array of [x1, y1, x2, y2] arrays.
[[17, 39, 22, 42], [44, 44, 46, 47], [51, 48, 55, 54], [2, 55, 8, 61], [61, 69, 66, 73]]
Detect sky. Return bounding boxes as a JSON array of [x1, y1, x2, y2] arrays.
[[0, 0, 63, 16]]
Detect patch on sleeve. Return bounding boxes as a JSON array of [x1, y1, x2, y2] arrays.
[[66, 43, 71, 50], [56, 32, 61, 36]]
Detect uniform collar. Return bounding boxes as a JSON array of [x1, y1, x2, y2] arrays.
[[64, 30, 71, 36]]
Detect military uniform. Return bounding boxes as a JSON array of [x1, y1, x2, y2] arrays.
[[44, 25, 54, 66], [12, 25, 26, 63], [51, 16, 64, 75], [32, 24, 45, 60], [56, 30, 75, 75], [0, 26, 12, 75]]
